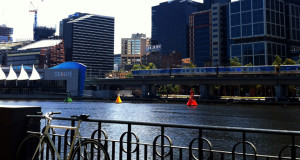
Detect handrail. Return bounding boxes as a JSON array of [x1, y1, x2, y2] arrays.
[[27, 114, 300, 135]]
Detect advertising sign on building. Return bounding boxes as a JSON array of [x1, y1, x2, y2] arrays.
[[146, 45, 162, 53]]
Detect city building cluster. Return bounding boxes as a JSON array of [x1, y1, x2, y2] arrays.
[[0, 0, 300, 79]]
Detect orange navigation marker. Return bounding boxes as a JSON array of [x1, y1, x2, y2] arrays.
[[116, 95, 122, 104], [187, 89, 197, 106]]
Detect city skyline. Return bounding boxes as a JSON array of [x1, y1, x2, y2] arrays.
[[0, 0, 204, 54]]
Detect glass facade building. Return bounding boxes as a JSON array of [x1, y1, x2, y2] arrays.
[[152, 0, 202, 59], [229, 0, 289, 65], [189, 11, 212, 67], [60, 12, 114, 78]]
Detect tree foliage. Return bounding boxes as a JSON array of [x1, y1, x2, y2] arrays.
[[283, 58, 296, 65], [132, 63, 157, 70], [158, 84, 180, 94], [230, 57, 242, 66], [244, 63, 253, 66], [132, 64, 146, 70], [272, 55, 282, 66], [147, 63, 157, 69]]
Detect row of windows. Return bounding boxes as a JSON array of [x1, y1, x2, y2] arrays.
[[231, 23, 264, 38], [231, 9, 264, 27], [266, 23, 285, 38], [291, 4, 300, 17], [230, 0, 264, 14], [266, 0, 284, 13], [231, 42, 286, 65], [266, 9, 285, 26], [231, 42, 265, 57]]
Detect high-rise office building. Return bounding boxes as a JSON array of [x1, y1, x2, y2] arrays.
[[121, 33, 150, 71], [152, 0, 202, 59], [60, 12, 114, 78]]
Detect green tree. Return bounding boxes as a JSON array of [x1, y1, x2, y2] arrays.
[[230, 57, 242, 66], [132, 64, 146, 70], [126, 73, 133, 78], [188, 62, 196, 68], [283, 58, 296, 65], [244, 63, 253, 66], [147, 63, 157, 69], [272, 55, 282, 66], [298, 59, 300, 64]]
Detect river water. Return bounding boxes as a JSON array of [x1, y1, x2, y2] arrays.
[[2, 100, 300, 158]]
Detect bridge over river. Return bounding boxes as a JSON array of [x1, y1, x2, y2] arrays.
[[86, 75, 300, 99]]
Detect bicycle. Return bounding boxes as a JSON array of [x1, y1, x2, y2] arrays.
[[16, 111, 110, 160]]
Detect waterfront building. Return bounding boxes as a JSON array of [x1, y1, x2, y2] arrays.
[[121, 33, 150, 71], [151, 0, 202, 58], [8, 39, 62, 68], [60, 12, 115, 78], [0, 25, 13, 42], [0, 62, 85, 97]]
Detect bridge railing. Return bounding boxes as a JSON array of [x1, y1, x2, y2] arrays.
[[25, 115, 300, 160]]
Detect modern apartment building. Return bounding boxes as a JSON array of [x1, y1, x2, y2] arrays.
[[121, 33, 150, 71], [152, 0, 202, 58], [60, 12, 115, 78]]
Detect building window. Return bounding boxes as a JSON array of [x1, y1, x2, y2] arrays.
[[242, 11, 252, 24], [254, 42, 265, 55], [253, 0, 263, 9], [253, 23, 264, 35], [213, 35, 218, 38], [253, 9, 264, 23], [241, 0, 252, 12], [231, 13, 241, 26], [213, 7, 218, 10], [242, 25, 252, 36], [213, 18, 218, 21], [231, 1, 241, 13], [231, 45, 241, 57], [231, 26, 241, 38]]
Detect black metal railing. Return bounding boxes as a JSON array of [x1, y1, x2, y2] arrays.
[[26, 115, 300, 160]]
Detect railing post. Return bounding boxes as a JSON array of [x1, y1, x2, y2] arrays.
[[291, 135, 296, 160], [71, 117, 75, 144], [199, 128, 203, 160], [127, 124, 132, 160], [243, 132, 246, 160], [161, 126, 165, 160]]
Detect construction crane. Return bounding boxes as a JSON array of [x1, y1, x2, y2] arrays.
[[29, 0, 44, 41]]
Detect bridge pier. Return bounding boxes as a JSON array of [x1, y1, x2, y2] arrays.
[[200, 85, 213, 99], [275, 85, 287, 100], [142, 85, 150, 98]]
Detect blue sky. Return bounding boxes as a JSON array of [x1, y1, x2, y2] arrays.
[[0, 0, 203, 54]]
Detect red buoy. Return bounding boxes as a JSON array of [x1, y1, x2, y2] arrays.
[[187, 89, 198, 106]]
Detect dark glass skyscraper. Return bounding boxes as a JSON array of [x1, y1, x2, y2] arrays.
[[60, 12, 114, 78], [152, 0, 202, 59]]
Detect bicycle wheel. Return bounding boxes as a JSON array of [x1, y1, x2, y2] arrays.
[[71, 140, 110, 160], [16, 134, 55, 160]]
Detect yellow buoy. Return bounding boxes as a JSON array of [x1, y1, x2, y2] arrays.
[[116, 95, 122, 103]]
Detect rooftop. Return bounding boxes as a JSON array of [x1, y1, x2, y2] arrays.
[[18, 39, 62, 51]]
